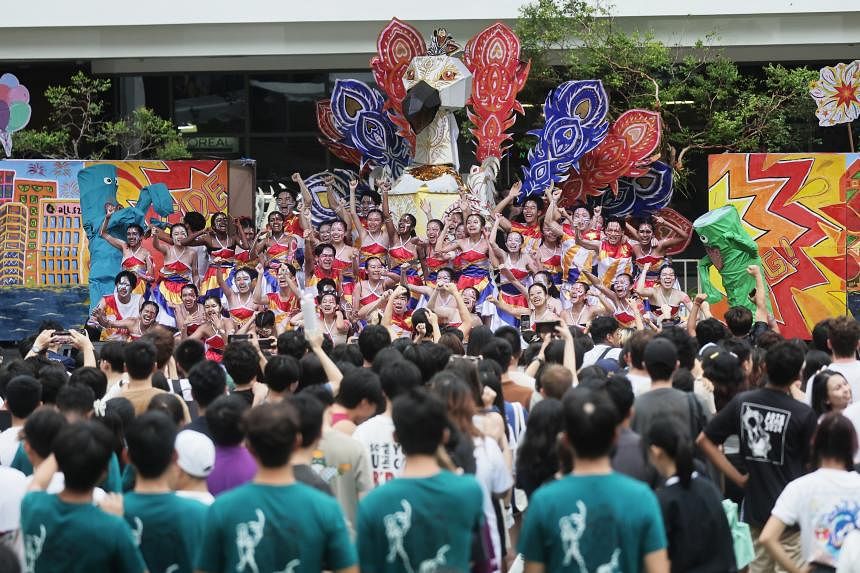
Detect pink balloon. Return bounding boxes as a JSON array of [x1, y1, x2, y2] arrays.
[[8, 85, 29, 103], [0, 85, 8, 102]]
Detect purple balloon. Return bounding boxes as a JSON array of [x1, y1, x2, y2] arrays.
[[8, 85, 29, 104], [0, 101, 9, 131]]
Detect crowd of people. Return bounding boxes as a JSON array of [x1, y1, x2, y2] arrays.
[[2, 173, 860, 572]]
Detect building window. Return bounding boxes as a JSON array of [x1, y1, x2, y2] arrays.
[[250, 73, 327, 133], [174, 74, 246, 133]]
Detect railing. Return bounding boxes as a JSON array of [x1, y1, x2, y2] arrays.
[[671, 258, 702, 295]]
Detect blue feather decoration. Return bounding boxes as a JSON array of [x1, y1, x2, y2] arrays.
[[587, 161, 673, 217], [521, 80, 609, 198], [330, 79, 411, 178]]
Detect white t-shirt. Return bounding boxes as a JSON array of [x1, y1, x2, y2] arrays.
[[582, 344, 621, 368], [838, 530, 860, 573], [176, 489, 215, 505], [771, 468, 860, 567], [352, 414, 404, 488], [473, 436, 513, 572], [0, 426, 22, 466], [804, 361, 860, 406], [0, 466, 28, 532], [626, 372, 651, 396], [508, 370, 536, 390]]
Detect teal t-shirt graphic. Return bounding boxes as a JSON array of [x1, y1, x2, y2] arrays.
[[357, 471, 485, 573], [124, 491, 207, 573], [196, 481, 356, 573], [518, 472, 667, 572]]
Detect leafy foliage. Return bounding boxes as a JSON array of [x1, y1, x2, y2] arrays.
[[515, 0, 819, 194], [5, 71, 189, 160]]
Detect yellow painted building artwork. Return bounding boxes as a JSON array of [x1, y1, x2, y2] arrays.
[[37, 199, 89, 286]]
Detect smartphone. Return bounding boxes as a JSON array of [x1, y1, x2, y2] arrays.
[[52, 330, 71, 337], [258, 338, 274, 349], [228, 334, 252, 343], [519, 314, 531, 332], [535, 320, 562, 337]]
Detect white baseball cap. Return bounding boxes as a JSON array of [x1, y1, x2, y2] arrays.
[[175, 430, 215, 478]]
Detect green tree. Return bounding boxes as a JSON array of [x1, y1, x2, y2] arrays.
[[5, 71, 190, 160], [516, 0, 820, 193]]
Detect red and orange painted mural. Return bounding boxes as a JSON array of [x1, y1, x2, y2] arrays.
[[708, 153, 860, 339]]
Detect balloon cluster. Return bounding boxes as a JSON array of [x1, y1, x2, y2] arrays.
[[0, 73, 32, 157]]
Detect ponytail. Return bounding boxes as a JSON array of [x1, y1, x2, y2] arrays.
[[674, 436, 694, 488], [647, 418, 695, 488]]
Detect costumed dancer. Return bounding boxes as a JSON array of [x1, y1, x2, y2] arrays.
[[255, 210, 300, 293], [216, 266, 260, 331], [635, 263, 691, 326], [382, 285, 414, 339], [150, 224, 199, 328], [187, 295, 235, 362], [328, 219, 358, 312], [561, 281, 600, 331], [487, 282, 563, 333], [544, 191, 595, 306], [582, 268, 645, 332], [291, 291, 351, 345], [573, 216, 633, 288], [384, 206, 423, 309], [535, 220, 564, 286], [186, 212, 238, 300], [88, 271, 143, 341], [254, 262, 300, 333], [418, 200, 454, 285], [93, 300, 161, 341], [347, 179, 389, 272], [493, 181, 544, 253], [488, 214, 530, 329], [99, 213, 154, 296], [304, 239, 342, 291], [626, 214, 687, 287], [353, 257, 396, 324], [172, 283, 206, 338], [233, 217, 258, 267], [436, 213, 494, 314]]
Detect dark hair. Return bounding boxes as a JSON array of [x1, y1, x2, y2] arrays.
[[141, 327, 175, 369], [603, 373, 635, 420], [114, 270, 138, 290], [53, 421, 114, 491], [590, 316, 619, 345], [329, 344, 364, 367], [407, 342, 452, 383], [38, 365, 68, 405], [756, 330, 784, 351], [477, 359, 509, 439], [222, 341, 261, 386], [263, 355, 300, 393], [126, 411, 178, 478], [720, 338, 753, 366], [276, 331, 309, 361], [147, 393, 186, 426], [379, 360, 422, 402], [124, 339, 157, 380], [828, 316, 860, 358], [105, 397, 135, 435], [516, 398, 564, 496], [563, 387, 618, 459], [578, 365, 608, 385], [764, 341, 805, 387], [69, 367, 107, 401], [438, 332, 465, 355], [174, 339, 205, 376], [255, 310, 276, 329], [205, 395, 250, 447], [494, 326, 522, 359], [392, 388, 448, 456], [298, 353, 327, 390], [241, 401, 300, 468], [336, 369, 384, 410], [22, 407, 67, 459], [358, 325, 392, 363], [647, 418, 695, 487], [56, 383, 95, 417], [97, 342, 125, 374], [481, 338, 513, 372], [811, 319, 832, 354], [656, 326, 698, 370], [623, 330, 654, 370], [724, 306, 753, 337], [810, 370, 847, 417], [314, 242, 335, 258], [187, 360, 227, 408], [209, 211, 228, 228], [467, 326, 493, 358], [288, 393, 325, 447], [444, 357, 482, 406], [702, 350, 745, 411], [5, 375, 42, 419], [182, 212, 206, 232], [644, 338, 678, 381], [696, 318, 728, 346], [429, 372, 480, 438], [802, 350, 832, 389], [0, 541, 21, 573], [671, 367, 695, 392], [812, 413, 857, 470]]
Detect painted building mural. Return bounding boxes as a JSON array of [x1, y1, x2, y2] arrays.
[[0, 159, 254, 341], [708, 153, 860, 339]]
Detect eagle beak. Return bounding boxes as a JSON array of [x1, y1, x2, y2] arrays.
[[402, 81, 440, 134]]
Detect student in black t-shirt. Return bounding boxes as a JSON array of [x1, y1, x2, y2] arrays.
[[648, 418, 736, 572], [697, 341, 817, 572]]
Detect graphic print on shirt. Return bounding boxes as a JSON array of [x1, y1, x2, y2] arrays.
[[741, 402, 792, 465], [383, 499, 451, 573], [558, 501, 621, 573], [814, 500, 860, 562], [236, 509, 268, 573], [24, 524, 46, 573], [369, 441, 404, 486], [131, 516, 143, 546]]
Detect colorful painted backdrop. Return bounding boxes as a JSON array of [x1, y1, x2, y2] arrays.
[[708, 153, 860, 339]]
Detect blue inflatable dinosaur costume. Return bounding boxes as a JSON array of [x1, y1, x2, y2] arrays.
[[78, 164, 173, 311]]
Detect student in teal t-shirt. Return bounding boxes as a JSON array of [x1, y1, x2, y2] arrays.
[[123, 411, 207, 573], [357, 388, 488, 573], [20, 420, 146, 573], [196, 401, 357, 573], [518, 387, 669, 573]]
